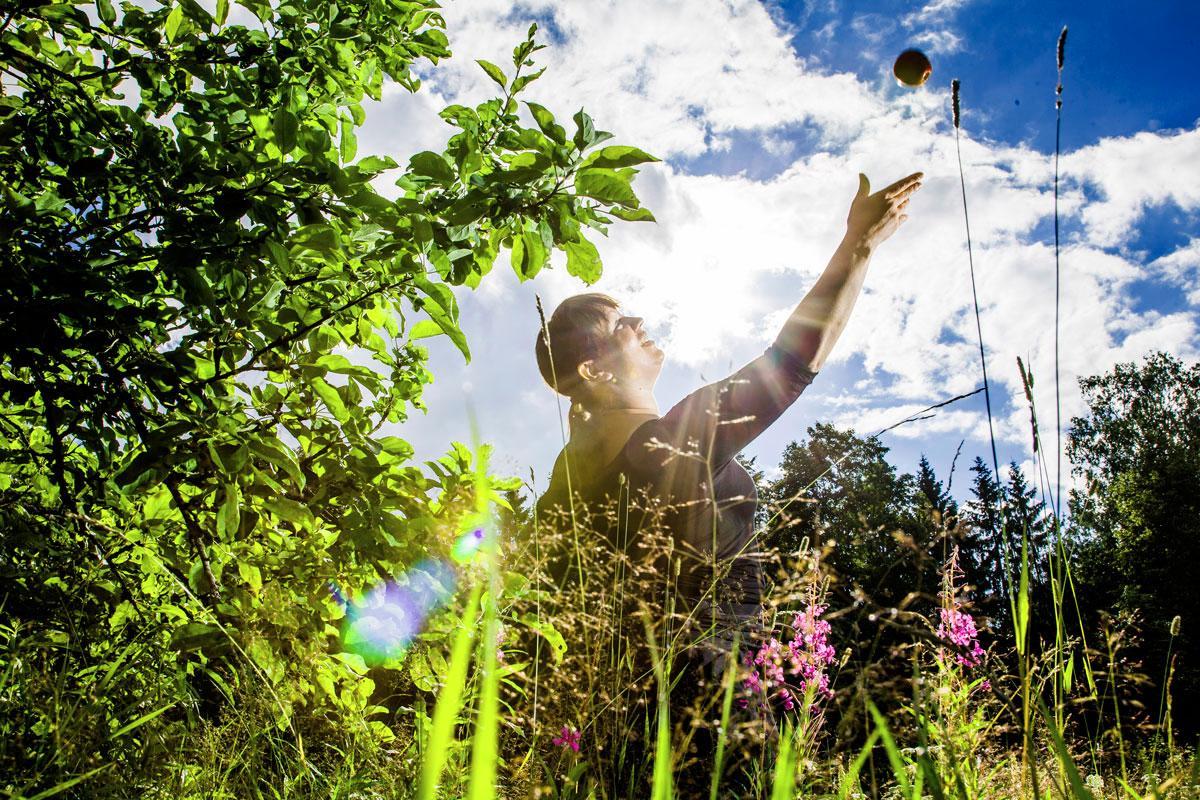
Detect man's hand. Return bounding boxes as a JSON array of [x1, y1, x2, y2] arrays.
[[845, 171, 923, 249]]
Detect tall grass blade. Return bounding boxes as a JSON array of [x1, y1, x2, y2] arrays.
[[467, 569, 500, 799], [868, 698, 912, 797], [641, 604, 673, 800], [110, 701, 177, 739], [419, 582, 483, 800], [769, 722, 797, 800], [1014, 529, 1030, 658], [467, 437, 502, 800], [1053, 25, 1068, 520], [709, 638, 740, 800], [950, 77, 1009, 597], [25, 765, 113, 800], [1038, 696, 1096, 799], [837, 730, 881, 800]]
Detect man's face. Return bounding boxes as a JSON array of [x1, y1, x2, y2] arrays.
[[590, 307, 664, 387]]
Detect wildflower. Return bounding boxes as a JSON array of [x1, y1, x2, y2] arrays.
[[935, 548, 986, 671], [936, 607, 985, 668], [741, 596, 837, 713], [552, 725, 581, 752], [495, 623, 507, 664]]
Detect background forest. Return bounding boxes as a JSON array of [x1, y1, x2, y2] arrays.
[[2, 0, 1199, 797]]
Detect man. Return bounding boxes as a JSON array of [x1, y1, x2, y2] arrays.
[[534, 171, 922, 793]]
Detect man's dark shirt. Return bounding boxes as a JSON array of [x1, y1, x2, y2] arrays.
[[535, 339, 818, 670]]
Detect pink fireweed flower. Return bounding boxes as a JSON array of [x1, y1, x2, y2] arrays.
[[936, 607, 985, 668], [741, 599, 837, 713], [936, 547, 987, 674], [552, 725, 581, 752]]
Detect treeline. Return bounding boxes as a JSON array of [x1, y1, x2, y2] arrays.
[[503, 352, 1200, 742], [750, 351, 1199, 739]]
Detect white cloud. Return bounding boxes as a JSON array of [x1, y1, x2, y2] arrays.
[[902, 0, 971, 28], [1151, 238, 1200, 305], [1064, 128, 1200, 248], [912, 29, 964, 55], [424, 0, 883, 158]]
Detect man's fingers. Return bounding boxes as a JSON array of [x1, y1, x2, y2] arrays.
[[887, 181, 923, 202], [879, 171, 924, 198]]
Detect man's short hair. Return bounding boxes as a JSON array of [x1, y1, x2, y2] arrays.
[[535, 293, 620, 398]]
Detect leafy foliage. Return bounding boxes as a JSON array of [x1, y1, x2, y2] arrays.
[[0, 0, 656, 793], [1068, 352, 1200, 729]]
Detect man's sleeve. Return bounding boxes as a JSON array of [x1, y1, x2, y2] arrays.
[[623, 344, 817, 477]]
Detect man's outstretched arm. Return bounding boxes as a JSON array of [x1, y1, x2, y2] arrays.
[[775, 171, 923, 371], [624, 170, 923, 475]]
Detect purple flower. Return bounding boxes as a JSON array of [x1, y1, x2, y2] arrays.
[[936, 608, 985, 667], [741, 597, 837, 714], [552, 725, 581, 752], [936, 548, 987, 672]]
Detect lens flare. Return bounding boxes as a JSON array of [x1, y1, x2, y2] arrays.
[[451, 513, 495, 563], [452, 526, 487, 562], [341, 559, 456, 663], [327, 581, 348, 611]]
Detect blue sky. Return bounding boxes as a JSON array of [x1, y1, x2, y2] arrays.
[[779, 1, 1200, 151], [361, 0, 1200, 509]]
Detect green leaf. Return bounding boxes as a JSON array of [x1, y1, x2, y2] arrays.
[[238, 561, 263, 592], [510, 227, 546, 281], [339, 117, 357, 163], [312, 377, 349, 422], [524, 102, 566, 145], [179, 0, 214, 28], [606, 206, 656, 222], [572, 109, 595, 150], [575, 168, 639, 208], [408, 320, 443, 340], [164, 5, 184, 43], [97, 0, 116, 25], [291, 224, 338, 253], [443, 197, 488, 226], [355, 155, 398, 175], [379, 436, 414, 458], [519, 613, 567, 662], [247, 440, 304, 489], [408, 151, 456, 183], [115, 450, 159, 488], [273, 108, 299, 154], [215, 0, 229, 24], [510, 67, 545, 95], [170, 622, 224, 652], [264, 497, 314, 528], [218, 484, 241, 539], [565, 234, 602, 284], [582, 145, 660, 170], [475, 59, 507, 89]]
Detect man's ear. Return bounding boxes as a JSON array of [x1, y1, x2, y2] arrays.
[[577, 359, 612, 385], [577, 359, 599, 384]]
